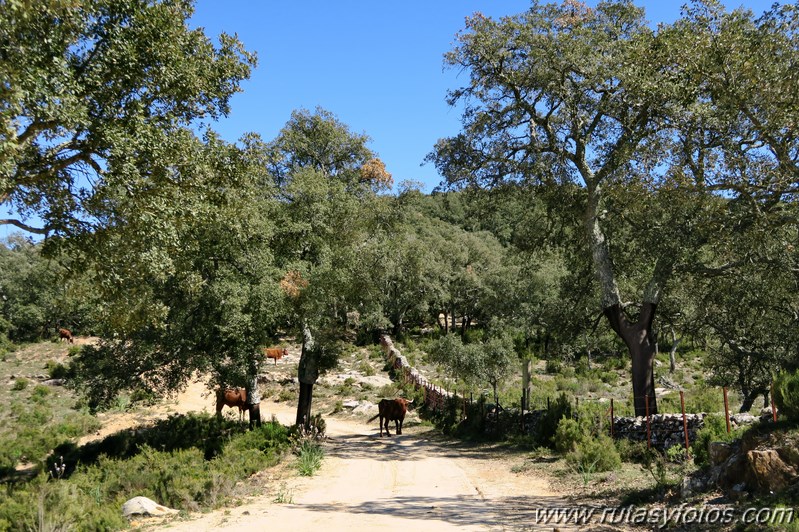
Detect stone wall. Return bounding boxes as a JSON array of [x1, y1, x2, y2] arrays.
[[379, 335, 453, 411], [379, 335, 769, 449]]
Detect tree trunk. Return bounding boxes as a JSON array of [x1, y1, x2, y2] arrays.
[[739, 392, 756, 414], [392, 313, 404, 338], [248, 403, 262, 429], [245, 358, 262, 428], [443, 311, 449, 334], [583, 179, 668, 418], [669, 327, 681, 374], [296, 381, 314, 427], [296, 322, 319, 429], [739, 388, 766, 414], [522, 359, 531, 411], [604, 303, 658, 416]]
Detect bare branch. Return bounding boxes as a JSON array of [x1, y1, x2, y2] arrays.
[[0, 218, 49, 235]]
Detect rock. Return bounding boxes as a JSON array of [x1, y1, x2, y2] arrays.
[[759, 407, 774, 419], [729, 483, 749, 501], [717, 454, 748, 491], [122, 496, 178, 518], [342, 400, 360, 409], [777, 445, 799, 469], [709, 442, 734, 466], [730, 413, 758, 427], [681, 475, 707, 498], [42, 379, 65, 386], [745, 449, 798, 493], [352, 401, 377, 415]]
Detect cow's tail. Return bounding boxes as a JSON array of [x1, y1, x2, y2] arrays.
[[367, 413, 380, 423]]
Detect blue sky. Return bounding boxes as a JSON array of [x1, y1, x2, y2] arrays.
[[188, 0, 776, 193], [0, 0, 778, 241]]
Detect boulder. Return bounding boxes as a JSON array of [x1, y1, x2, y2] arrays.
[[745, 449, 798, 493], [121, 496, 178, 518], [681, 475, 708, 498], [709, 442, 734, 466], [717, 454, 748, 491]]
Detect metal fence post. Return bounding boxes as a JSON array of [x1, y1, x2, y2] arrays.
[[723, 387, 731, 434], [680, 391, 690, 458]]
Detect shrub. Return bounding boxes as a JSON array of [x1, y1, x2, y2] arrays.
[[11, 377, 29, 391], [685, 386, 723, 414], [130, 388, 158, 405], [692, 414, 738, 467], [277, 389, 297, 403], [545, 358, 562, 374], [454, 395, 488, 439], [554, 376, 579, 393], [615, 438, 650, 464], [575, 358, 591, 376], [774, 369, 799, 421], [31, 384, 52, 400], [0, 415, 292, 530], [358, 361, 376, 377], [534, 392, 572, 448], [43, 360, 67, 379], [553, 417, 583, 453], [566, 434, 621, 473], [599, 371, 618, 386]]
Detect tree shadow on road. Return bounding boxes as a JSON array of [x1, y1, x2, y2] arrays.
[[297, 493, 587, 530], [324, 424, 544, 464]]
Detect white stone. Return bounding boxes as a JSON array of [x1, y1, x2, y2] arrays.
[[122, 496, 178, 518]]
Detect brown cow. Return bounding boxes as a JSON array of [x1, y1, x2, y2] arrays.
[[367, 398, 413, 436], [215, 388, 248, 421], [58, 328, 74, 344], [264, 347, 288, 365]]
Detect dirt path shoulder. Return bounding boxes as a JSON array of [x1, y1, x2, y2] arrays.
[[154, 405, 571, 532]]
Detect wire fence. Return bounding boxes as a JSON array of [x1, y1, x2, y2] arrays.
[[379, 335, 780, 452]]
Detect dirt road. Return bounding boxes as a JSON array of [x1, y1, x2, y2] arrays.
[[154, 401, 571, 532]]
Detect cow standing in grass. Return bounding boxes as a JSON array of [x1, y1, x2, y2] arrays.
[[59, 328, 74, 344], [368, 398, 412, 436], [216, 388, 247, 422], [264, 347, 288, 365]]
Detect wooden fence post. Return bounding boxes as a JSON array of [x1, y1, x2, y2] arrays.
[[680, 391, 690, 458], [723, 387, 731, 434]]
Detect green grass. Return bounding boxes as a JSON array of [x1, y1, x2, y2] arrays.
[[0, 414, 290, 530], [295, 440, 324, 476]]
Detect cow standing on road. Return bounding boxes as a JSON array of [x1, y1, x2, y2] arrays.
[[368, 398, 413, 436]]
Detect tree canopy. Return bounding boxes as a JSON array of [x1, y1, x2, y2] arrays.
[[429, 0, 799, 415], [0, 0, 255, 237]]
